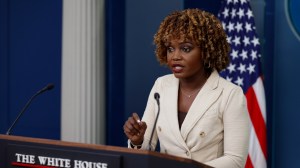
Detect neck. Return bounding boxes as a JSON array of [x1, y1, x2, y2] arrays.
[[179, 71, 210, 92]]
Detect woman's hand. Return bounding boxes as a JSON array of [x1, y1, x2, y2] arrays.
[[123, 113, 147, 145]]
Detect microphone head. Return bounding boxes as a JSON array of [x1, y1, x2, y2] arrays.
[[154, 92, 160, 99], [39, 83, 55, 93], [46, 83, 55, 91]]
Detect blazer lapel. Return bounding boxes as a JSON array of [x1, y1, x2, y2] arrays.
[[163, 77, 189, 149], [180, 71, 223, 140]]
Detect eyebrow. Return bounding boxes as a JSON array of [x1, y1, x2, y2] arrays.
[[164, 41, 194, 46]]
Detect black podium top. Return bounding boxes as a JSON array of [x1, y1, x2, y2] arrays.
[[0, 134, 211, 168]]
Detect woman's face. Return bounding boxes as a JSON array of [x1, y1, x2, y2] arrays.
[[166, 38, 205, 80]]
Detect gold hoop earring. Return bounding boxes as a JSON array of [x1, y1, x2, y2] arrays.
[[205, 62, 211, 69]]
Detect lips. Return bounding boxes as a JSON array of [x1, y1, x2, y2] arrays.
[[171, 64, 184, 73]]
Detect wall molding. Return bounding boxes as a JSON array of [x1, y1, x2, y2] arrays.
[[61, 0, 105, 144]]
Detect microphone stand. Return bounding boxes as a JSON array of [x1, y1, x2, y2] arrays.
[[6, 84, 54, 135], [148, 93, 160, 150]]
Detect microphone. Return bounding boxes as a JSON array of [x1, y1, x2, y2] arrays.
[[6, 83, 55, 135], [148, 92, 160, 150]]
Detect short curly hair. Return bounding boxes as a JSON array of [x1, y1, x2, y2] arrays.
[[153, 8, 230, 72]]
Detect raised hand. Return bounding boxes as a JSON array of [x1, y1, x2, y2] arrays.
[[123, 113, 147, 145]]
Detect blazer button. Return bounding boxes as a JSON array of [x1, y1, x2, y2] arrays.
[[158, 126, 162, 132], [186, 151, 190, 156], [200, 131, 206, 137]]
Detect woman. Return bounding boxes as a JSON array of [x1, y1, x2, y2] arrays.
[[123, 8, 250, 168]]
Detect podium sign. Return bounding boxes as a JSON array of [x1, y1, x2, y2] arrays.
[[0, 135, 211, 168], [7, 144, 120, 168]]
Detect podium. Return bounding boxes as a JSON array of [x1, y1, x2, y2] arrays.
[[0, 134, 211, 168]]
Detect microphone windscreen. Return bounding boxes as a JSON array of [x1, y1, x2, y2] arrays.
[[46, 83, 55, 90], [154, 92, 160, 99]]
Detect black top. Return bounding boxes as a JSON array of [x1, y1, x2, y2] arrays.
[[178, 111, 187, 130]]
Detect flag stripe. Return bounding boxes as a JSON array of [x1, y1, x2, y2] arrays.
[[248, 125, 267, 168], [252, 77, 266, 122], [245, 85, 267, 158], [245, 155, 254, 168]]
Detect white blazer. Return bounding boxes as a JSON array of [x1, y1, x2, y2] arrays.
[[129, 70, 250, 168]]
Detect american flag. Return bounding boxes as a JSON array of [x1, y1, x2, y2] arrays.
[[217, 0, 267, 168]]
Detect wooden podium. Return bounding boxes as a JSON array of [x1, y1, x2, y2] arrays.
[[0, 134, 211, 168]]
